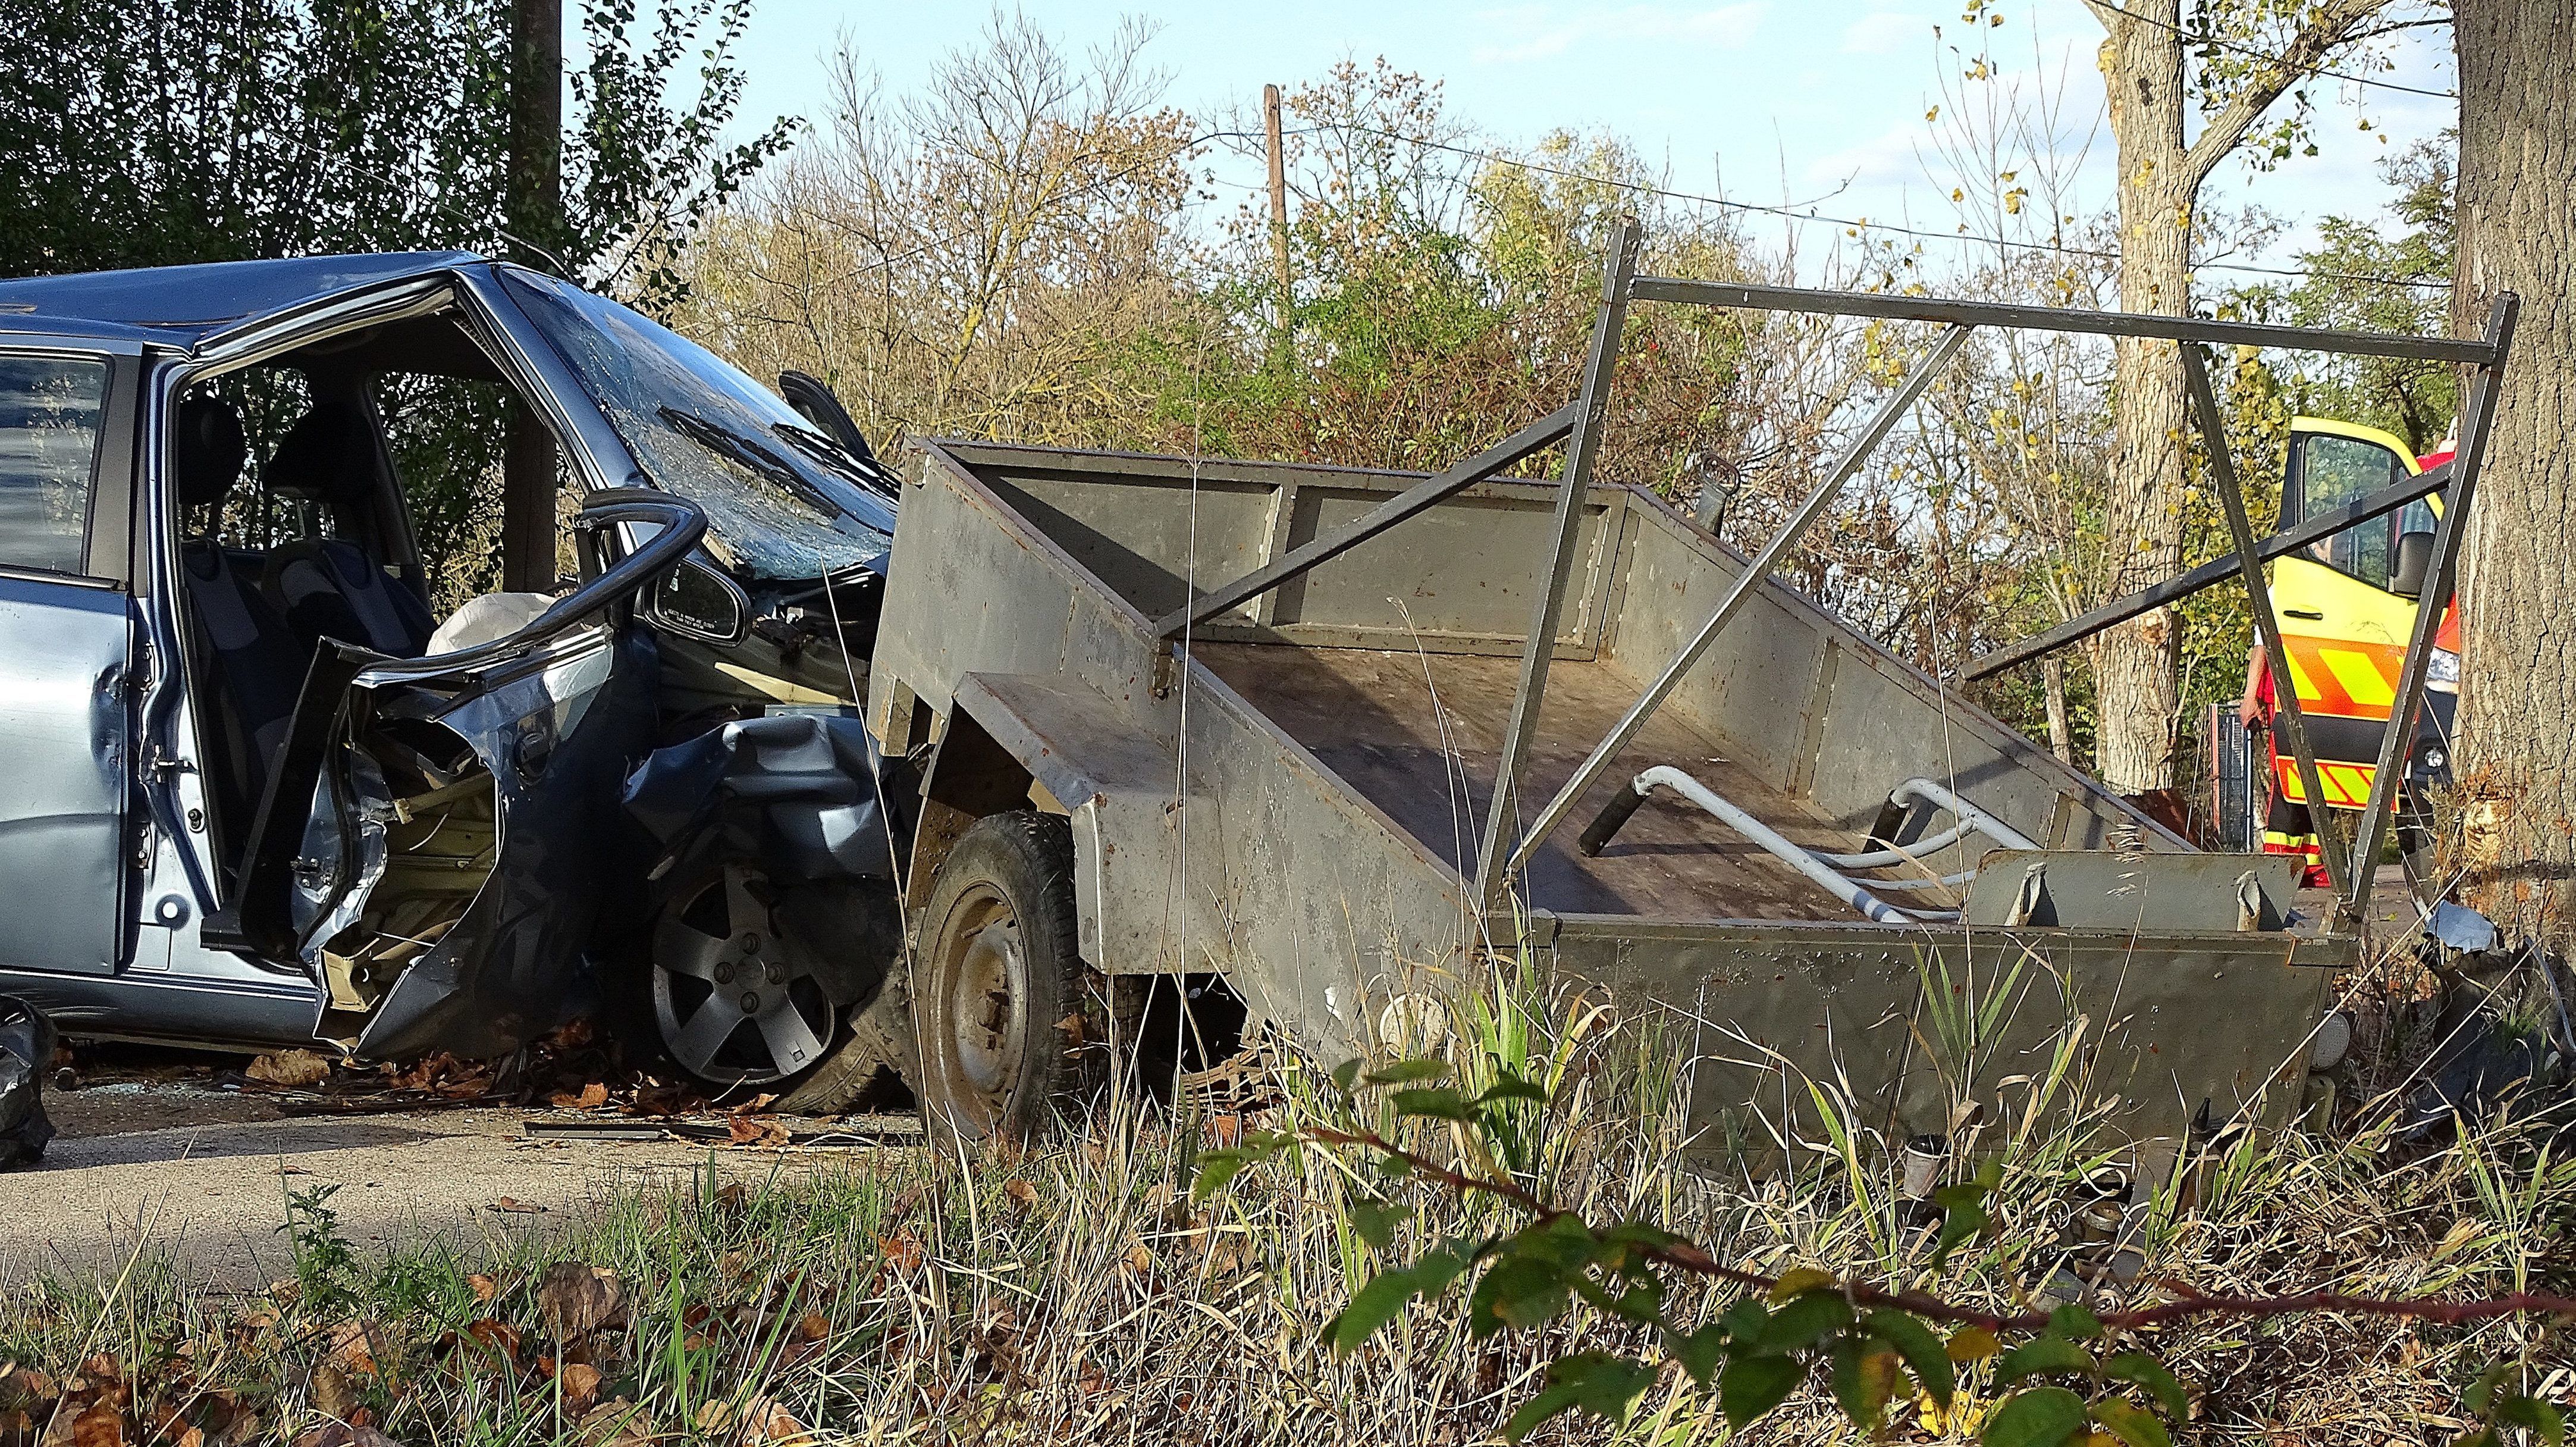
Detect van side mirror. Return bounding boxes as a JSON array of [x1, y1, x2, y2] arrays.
[[646, 556, 749, 644], [2392, 530, 2435, 597]]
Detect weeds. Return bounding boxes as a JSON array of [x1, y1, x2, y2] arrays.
[[0, 961, 2569, 1444]]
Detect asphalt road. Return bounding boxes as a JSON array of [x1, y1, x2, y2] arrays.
[[0, 1079, 908, 1290]]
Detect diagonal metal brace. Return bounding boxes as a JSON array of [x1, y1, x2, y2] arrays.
[[2182, 342, 2349, 898], [1964, 453, 2458, 681], [1154, 403, 1579, 640], [2340, 293, 2518, 916], [1503, 321, 1976, 875]]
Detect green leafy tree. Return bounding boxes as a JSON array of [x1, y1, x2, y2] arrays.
[[0, 0, 790, 597]]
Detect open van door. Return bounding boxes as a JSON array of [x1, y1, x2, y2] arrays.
[[2270, 417, 2438, 808]]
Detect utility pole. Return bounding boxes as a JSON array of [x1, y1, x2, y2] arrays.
[[1262, 84, 1291, 321], [503, 0, 565, 593]]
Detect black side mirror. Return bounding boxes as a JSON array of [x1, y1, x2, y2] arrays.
[[2392, 530, 2435, 597], [778, 370, 873, 462], [645, 556, 749, 644]]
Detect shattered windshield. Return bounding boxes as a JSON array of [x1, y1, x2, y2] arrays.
[[500, 269, 896, 581]]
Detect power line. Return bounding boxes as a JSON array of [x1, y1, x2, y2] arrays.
[[2087, 1, 2458, 101], [1330, 121, 2452, 293]]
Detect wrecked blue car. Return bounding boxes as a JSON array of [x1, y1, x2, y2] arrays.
[[0, 253, 906, 1101]]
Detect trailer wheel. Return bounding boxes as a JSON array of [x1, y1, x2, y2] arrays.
[[913, 811, 1097, 1142]]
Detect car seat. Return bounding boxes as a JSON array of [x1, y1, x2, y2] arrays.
[[258, 400, 436, 659]]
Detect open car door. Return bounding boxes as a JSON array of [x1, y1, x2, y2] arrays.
[[200, 490, 705, 1056]]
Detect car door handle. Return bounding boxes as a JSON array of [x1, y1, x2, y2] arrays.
[[2283, 609, 2324, 619]]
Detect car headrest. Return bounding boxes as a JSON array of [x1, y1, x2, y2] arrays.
[[172, 397, 247, 513], [265, 400, 379, 509]]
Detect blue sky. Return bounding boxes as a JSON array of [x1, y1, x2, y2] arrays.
[[695, 1, 2456, 280]]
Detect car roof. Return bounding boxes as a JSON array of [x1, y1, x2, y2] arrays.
[[0, 251, 483, 348]]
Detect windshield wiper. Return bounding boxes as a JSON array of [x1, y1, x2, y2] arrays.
[[657, 406, 848, 518], [776, 422, 900, 502]]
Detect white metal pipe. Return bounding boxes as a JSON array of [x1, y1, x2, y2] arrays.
[[1632, 767, 1935, 925], [1890, 776, 2041, 853], [1814, 817, 1978, 870]]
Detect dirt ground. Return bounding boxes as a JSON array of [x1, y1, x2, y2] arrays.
[[0, 1050, 917, 1291]]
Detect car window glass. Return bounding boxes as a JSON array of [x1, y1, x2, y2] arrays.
[[2398, 496, 2437, 539], [180, 371, 347, 551], [0, 354, 109, 575], [2295, 433, 2403, 590], [500, 270, 896, 582]]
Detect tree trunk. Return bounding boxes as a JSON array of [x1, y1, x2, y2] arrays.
[[2092, 8, 2194, 793], [2452, 0, 2576, 938], [504, 0, 564, 594]]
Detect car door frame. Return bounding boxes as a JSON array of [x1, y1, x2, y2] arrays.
[[0, 333, 142, 978], [145, 268, 645, 979]]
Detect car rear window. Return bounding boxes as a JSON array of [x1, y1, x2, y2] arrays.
[[0, 355, 108, 576]]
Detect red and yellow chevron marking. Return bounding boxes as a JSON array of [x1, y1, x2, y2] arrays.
[[2274, 754, 2376, 809], [2276, 635, 2403, 721]]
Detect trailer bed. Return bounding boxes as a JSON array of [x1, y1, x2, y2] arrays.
[[1199, 643, 1906, 919]]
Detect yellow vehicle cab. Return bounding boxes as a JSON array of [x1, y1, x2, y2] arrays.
[[2266, 416, 2458, 814]]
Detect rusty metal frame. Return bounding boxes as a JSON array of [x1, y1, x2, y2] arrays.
[[2339, 296, 2518, 916], [1136, 214, 2518, 932], [1470, 263, 2517, 906], [1469, 218, 1642, 909], [2182, 342, 2353, 898]]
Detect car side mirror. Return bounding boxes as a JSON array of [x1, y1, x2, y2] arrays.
[[2392, 530, 2435, 597], [778, 370, 873, 462], [645, 556, 748, 644]]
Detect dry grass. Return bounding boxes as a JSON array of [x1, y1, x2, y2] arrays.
[[1, 950, 2568, 1445]]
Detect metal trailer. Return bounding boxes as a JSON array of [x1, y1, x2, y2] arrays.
[[861, 220, 2514, 1168]]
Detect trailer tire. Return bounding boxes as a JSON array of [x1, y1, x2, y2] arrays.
[[912, 810, 1100, 1144]]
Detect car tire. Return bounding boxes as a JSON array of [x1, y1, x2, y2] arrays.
[[912, 810, 1100, 1144], [638, 853, 845, 1095]]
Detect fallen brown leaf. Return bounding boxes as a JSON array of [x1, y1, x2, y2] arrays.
[[726, 1117, 790, 1148], [877, 1232, 924, 1274], [576, 1399, 652, 1447], [322, 1320, 384, 1379], [548, 1082, 611, 1110], [698, 1395, 811, 1447], [0, 1367, 58, 1412], [245, 1050, 331, 1088], [307, 1363, 358, 1423], [536, 1263, 627, 1336], [558, 1363, 603, 1411], [61, 1399, 124, 1447], [466, 1274, 497, 1304], [463, 1318, 522, 1365], [1003, 1179, 1038, 1211]]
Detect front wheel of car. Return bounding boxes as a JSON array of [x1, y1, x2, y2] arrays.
[[646, 857, 841, 1091], [912, 811, 1099, 1144]]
